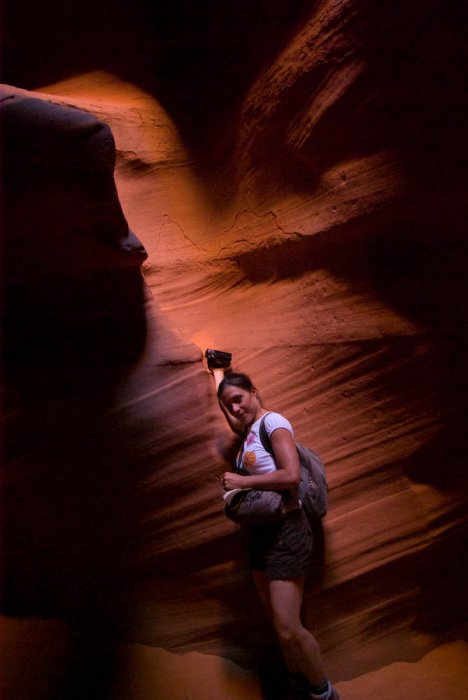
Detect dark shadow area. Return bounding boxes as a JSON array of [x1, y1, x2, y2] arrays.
[[0, 88, 156, 700], [232, 212, 384, 283], [1, 92, 148, 634], [3, 0, 314, 170], [240, 0, 468, 200], [415, 530, 468, 634], [58, 632, 124, 700], [357, 0, 468, 187], [402, 427, 467, 490], [233, 196, 467, 331]]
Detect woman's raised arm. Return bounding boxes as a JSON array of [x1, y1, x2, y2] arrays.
[[211, 367, 244, 436]]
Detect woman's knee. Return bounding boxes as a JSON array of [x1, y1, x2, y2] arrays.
[[275, 620, 311, 647]]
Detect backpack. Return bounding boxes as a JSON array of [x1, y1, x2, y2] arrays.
[[259, 414, 328, 519]]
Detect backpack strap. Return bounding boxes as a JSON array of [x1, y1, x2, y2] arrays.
[[235, 425, 254, 474], [235, 434, 246, 473], [260, 413, 328, 519], [259, 412, 297, 502], [236, 413, 271, 473], [259, 412, 273, 454]]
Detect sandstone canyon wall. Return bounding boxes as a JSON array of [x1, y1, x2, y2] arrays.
[[2, 2, 468, 699]]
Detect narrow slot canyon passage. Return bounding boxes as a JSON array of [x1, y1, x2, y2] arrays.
[[2, 2, 468, 699]]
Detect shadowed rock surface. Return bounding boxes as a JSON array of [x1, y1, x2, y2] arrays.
[[2, 2, 468, 699]]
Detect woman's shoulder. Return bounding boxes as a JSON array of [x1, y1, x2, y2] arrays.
[[263, 411, 293, 435]]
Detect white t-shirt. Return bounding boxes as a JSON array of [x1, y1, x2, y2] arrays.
[[238, 411, 294, 475]]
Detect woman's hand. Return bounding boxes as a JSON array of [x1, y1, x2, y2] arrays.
[[220, 429, 301, 492], [220, 471, 249, 490]]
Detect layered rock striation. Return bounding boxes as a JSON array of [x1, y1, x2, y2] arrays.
[[2, 1, 468, 698]]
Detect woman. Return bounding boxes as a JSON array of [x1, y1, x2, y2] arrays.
[[210, 364, 339, 700]]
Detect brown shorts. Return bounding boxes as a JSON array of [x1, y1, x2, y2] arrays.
[[248, 509, 313, 580]]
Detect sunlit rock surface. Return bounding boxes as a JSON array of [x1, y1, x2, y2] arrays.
[[2, 1, 468, 698]]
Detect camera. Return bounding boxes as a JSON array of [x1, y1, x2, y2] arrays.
[[205, 348, 232, 369]]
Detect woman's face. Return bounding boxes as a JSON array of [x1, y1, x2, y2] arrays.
[[220, 385, 260, 428]]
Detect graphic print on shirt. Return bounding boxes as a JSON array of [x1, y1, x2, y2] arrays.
[[239, 414, 292, 475], [243, 430, 257, 469], [246, 431, 256, 447], [243, 451, 257, 468]]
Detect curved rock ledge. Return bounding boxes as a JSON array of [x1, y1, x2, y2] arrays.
[[2, 2, 468, 698]]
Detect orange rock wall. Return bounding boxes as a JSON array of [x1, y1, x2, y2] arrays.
[[2, 1, 468, 696]]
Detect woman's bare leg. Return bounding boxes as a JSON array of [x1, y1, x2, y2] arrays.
[[253, 572, 327, 685], [252, 570, 299, 673]]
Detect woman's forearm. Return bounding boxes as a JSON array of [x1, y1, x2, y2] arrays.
[[223, 466, 300, 491], [237, 469, 299, 490], [212, 368, 225, 391], [222, 427, 301, 490], [211, 368, 243, 435]]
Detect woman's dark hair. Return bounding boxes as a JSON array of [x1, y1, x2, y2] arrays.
[[217, 372, 255, 399]]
